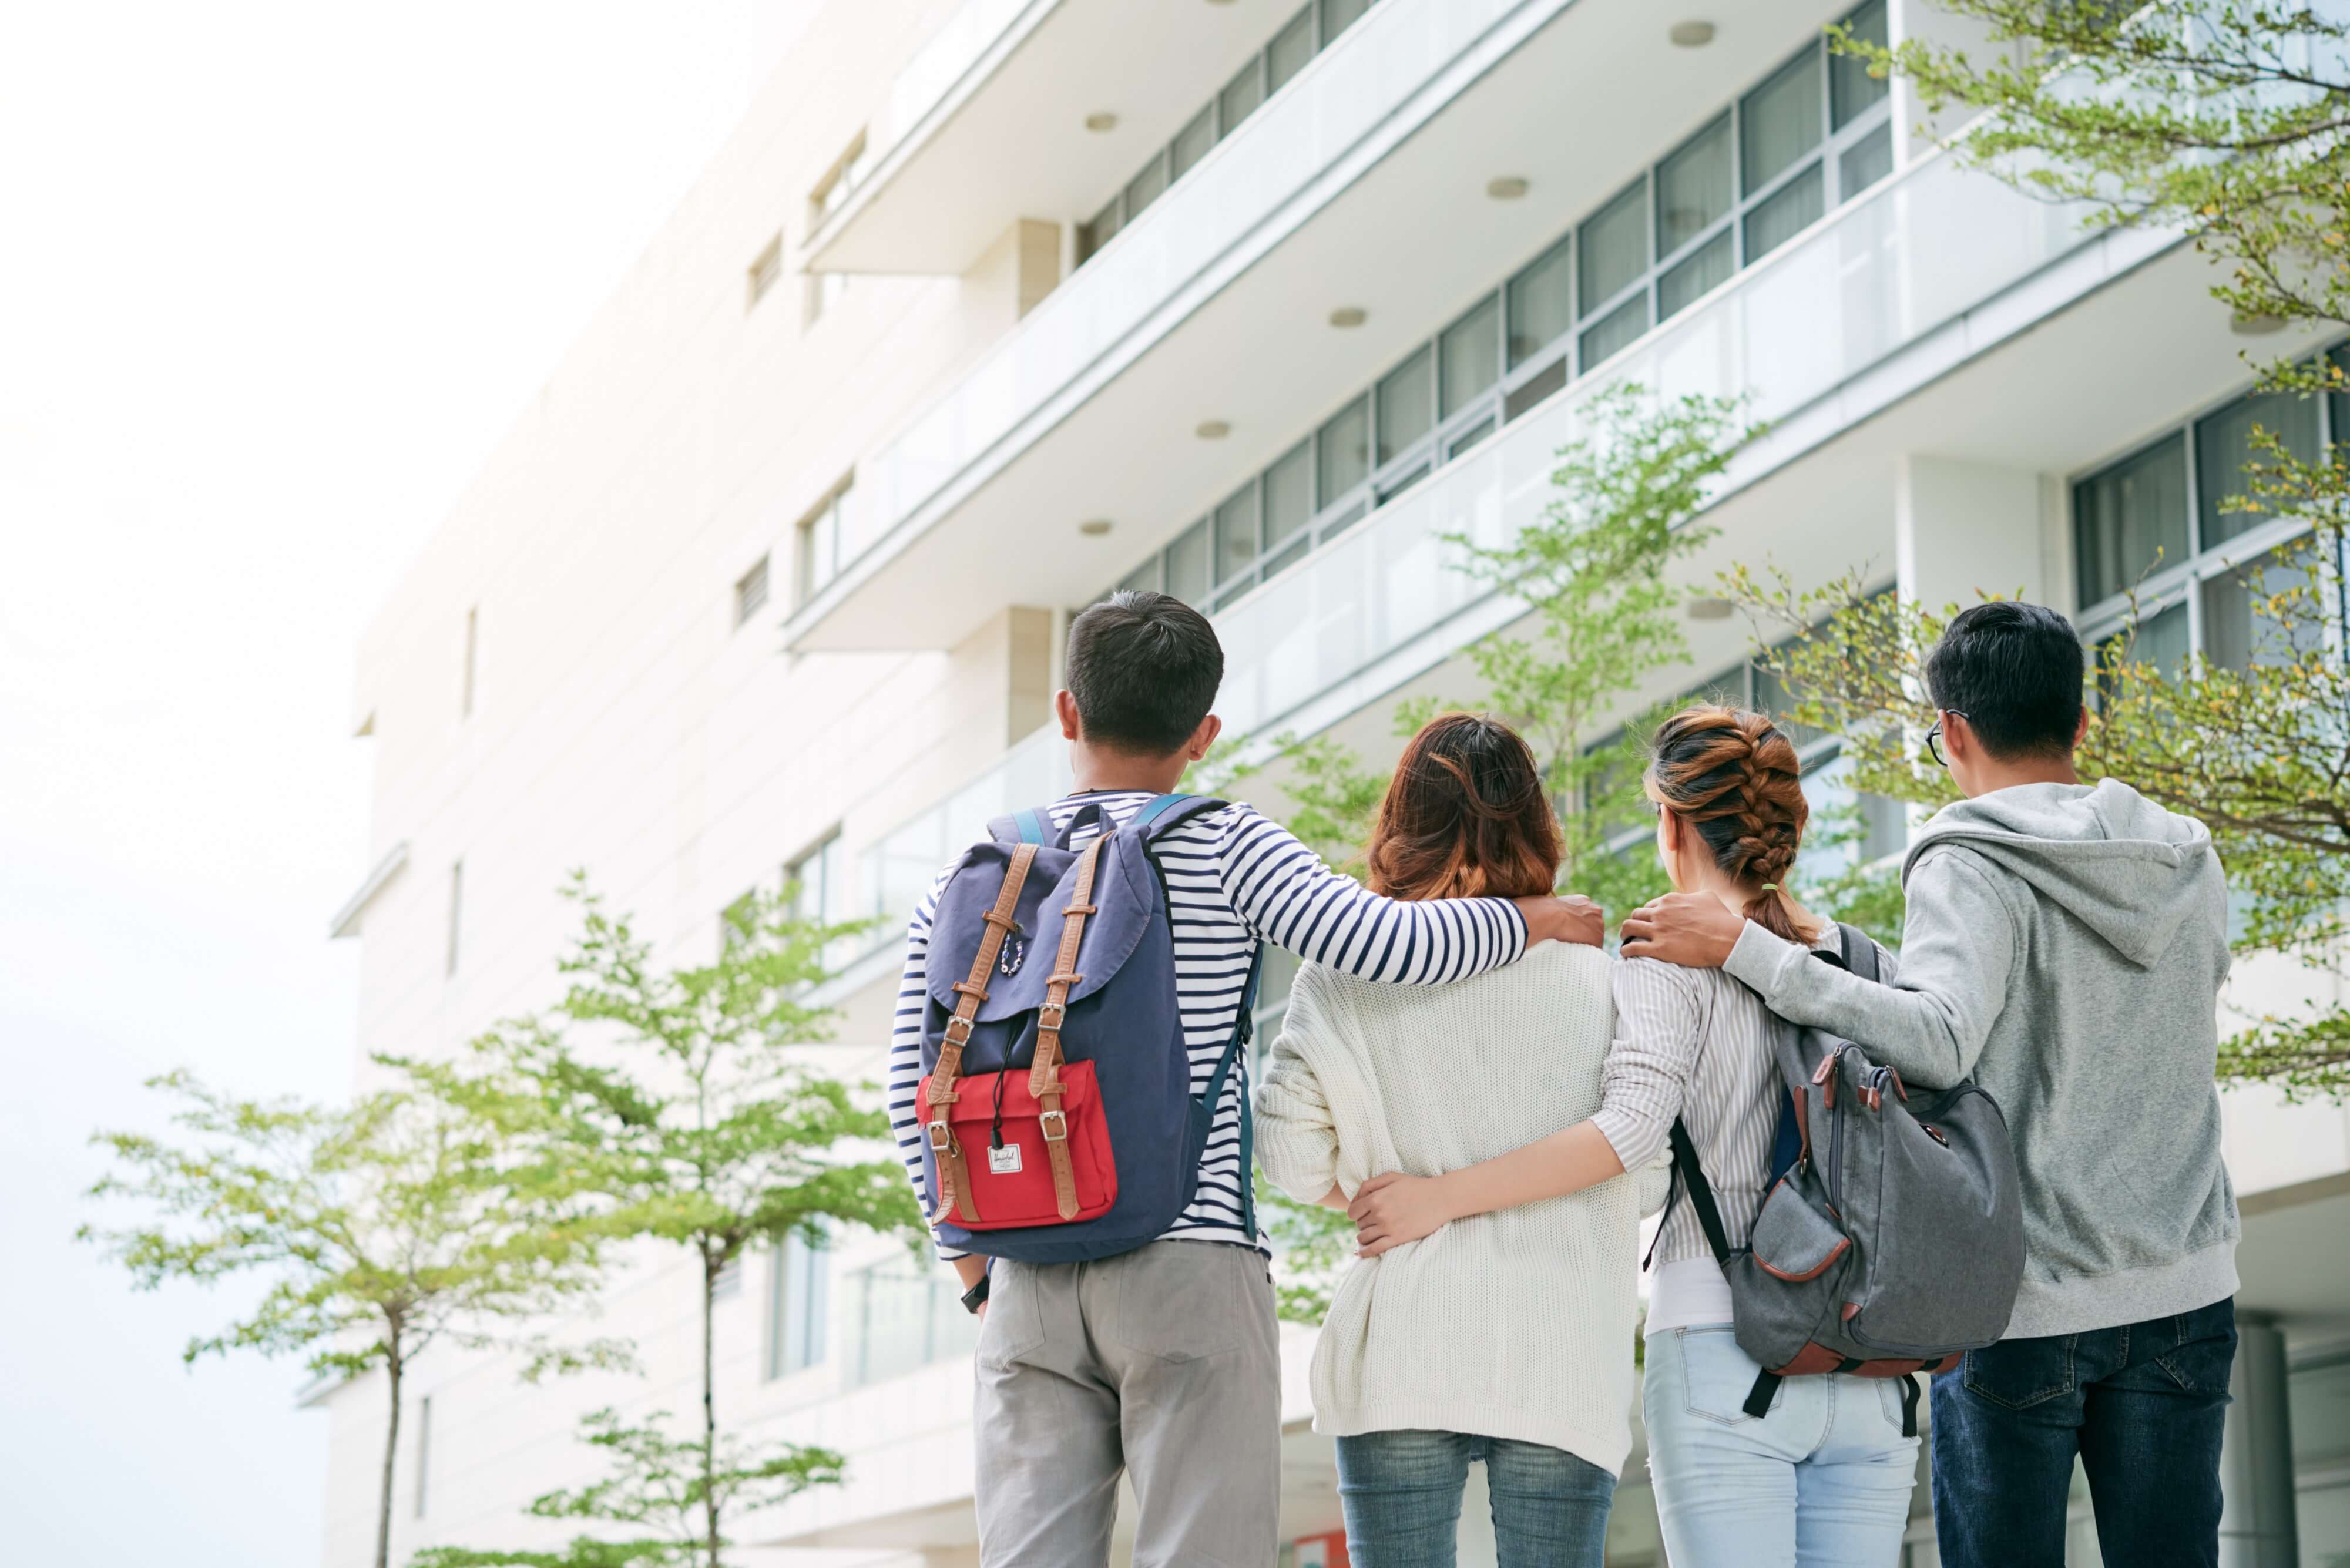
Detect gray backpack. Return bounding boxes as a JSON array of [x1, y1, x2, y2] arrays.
[[1654, 924, 2026, 1435]]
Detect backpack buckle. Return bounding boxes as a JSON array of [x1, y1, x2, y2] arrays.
[[925, 1120, 954, 1154], [1038, 1109, 1069, 1143], [1038, 1000, 1066, 1028], [942, 1015, 975, 1046]]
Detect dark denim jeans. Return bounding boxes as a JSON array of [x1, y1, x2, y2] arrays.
[[1931, 1295, 2237, 1568], [1333, 1429, 1614, 1568]]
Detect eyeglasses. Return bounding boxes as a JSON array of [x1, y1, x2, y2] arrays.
[[1925, 710, 1970, 768]]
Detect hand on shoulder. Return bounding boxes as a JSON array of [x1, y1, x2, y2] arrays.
[[1617, 890, 1743, 968], [1512, 894, 1604, 948]]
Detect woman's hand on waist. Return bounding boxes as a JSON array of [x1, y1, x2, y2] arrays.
[[1349, 1170, 1461, 1257]]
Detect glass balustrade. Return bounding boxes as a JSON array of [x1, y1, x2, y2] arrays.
[[852, 146, 2100, 944]]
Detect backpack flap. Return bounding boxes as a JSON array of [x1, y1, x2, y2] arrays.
[[925, 839, 1155, 1023]]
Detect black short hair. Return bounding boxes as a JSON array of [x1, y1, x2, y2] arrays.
[[1065, 590, 1224, 754], [1923, 601, 2084, 761]]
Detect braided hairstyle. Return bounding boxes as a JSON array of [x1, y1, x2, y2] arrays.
[[1644, 705, 1822, 944]]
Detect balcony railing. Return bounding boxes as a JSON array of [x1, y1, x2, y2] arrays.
[[851, 143, 2117, 944], [813, 0, 1560, 595]]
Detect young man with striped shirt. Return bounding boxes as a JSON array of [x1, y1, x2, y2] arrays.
[[887, 590, 1602, 1567]]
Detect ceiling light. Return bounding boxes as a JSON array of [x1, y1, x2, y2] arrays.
[[1078, 519, 1113, 536], [1670, 20, 1716, 46], [1196, 420, 1231, 440], [1083, 112, 1118, 133], [1486, 176, 1529, 200], [1329, 307, 1368, 328], [2230, 311, 2286, 336], [1687, 596, 1735, 622]]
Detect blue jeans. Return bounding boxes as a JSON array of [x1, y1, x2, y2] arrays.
[[1642, 1325, 1920, 1567], [1333, 1429, 1615, 1568], [1931, 1296, 2236, 1568]]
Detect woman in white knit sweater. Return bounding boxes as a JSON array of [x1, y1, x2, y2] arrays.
[[1347, 707, 1919, 1567], [1255, 713, 1665, 1568]]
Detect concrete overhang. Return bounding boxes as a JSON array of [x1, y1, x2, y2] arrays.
[[783, 0, 1848, 654], [803, 0, 1305, 276]]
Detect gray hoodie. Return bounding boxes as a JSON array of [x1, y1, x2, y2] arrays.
[[1723, 778, 2238, 1339]]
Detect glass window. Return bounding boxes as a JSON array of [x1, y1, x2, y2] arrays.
[[1377, 462, 1429, 508], [1164, 519, 1211, 604], [1506, 235, 1573, 368], [1438, 295, 1501, 418], [1831, 1, 1891, 129], [2329, 343, 2350, 445], [788, 833, 844, 929], [1579, 293, 1648, 371], [2203, 546, 2329, 670], [1117, 557, 1160, 596], [2106, 599, 2191, 681], [1579, 179, 1648, 314], [1171, 105, 1216, 180], [1219, 57, 1265, 137], [1319, 395, 1371, 501], [1504, 358, 1567, 422], [2195, 387, 2321, 549], [1743, 160, 1824, 260], [2292, 1354, 2350, 1466], [2073, 433, 2189, 607], [1267, 6, 1315, 93], [766, 1230, 828, 1379], [1742, 49, 1825, 194], [1376, 345, 1435, 465], [1214, 484, 1260, 585], [1077, 195, 1120, 264], [1446, 417, 1496, 459], [1264, 439, 1314, 550], [846, 1253, 980, 1388], [1659, 231, 1734, 321], [1320, 0, 1372, 41], [1839, 121, 1894, 197], [1656, 114, 1734, 257], [1124, 153, 1169, 224]]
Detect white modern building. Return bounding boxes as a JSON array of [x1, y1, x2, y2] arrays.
[[321, 2, 2350, 1563]]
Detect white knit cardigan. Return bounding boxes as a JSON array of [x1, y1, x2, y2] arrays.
[[1254, 944, 1668, 1475]]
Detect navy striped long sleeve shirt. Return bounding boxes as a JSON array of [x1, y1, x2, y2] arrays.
[[887, 791, 1530, 1255]]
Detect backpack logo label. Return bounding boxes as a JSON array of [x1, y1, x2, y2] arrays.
[[988, 1142, 1025, 1174]]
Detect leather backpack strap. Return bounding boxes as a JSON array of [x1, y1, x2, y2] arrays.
[[1028, 835, 1104, 1221], [925, 841, 1038, 1227]]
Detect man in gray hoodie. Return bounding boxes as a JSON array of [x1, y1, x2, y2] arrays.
[[1622, 601, 2239, 1568]]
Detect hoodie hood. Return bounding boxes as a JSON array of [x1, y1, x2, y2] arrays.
[[1901, 778, 2223, 969]]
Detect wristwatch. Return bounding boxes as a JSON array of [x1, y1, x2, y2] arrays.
[[960, 1274, 991, 1314]]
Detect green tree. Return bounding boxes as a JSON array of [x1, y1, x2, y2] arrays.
[[81, 1075, 605, 1568], [1244, 385, 1918, 1322], [399, 878, 924, 1568], [1778, 1, 2350, 1095]]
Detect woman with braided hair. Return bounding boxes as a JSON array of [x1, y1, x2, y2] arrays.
[[1349, 705, 1919, 1567]]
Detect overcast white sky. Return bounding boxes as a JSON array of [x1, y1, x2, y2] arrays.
[[0, 5, 819, 1560]]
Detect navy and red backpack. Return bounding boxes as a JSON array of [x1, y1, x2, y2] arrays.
[[916, 793, 1260, 1264]]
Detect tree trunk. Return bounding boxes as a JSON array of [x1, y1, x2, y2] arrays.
[[375, 1329, 405, 1568], [702, 1244, 720, 1568]]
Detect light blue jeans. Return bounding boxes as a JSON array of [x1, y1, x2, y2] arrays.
[[1642, 1325, 1920, 1567]]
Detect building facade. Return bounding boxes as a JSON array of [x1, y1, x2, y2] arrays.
[[323, 2, 2350, 1563]]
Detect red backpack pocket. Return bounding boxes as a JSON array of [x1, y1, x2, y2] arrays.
[[918, 1060, 1117, 1228]]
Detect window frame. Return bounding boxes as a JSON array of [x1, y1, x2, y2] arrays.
[[794, 475, 858, 606], [733, 555, 771, 628], [2070, 352, 2350, 668]]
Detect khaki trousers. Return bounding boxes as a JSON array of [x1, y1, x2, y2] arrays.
[[972, 1239, 1282, 1568]]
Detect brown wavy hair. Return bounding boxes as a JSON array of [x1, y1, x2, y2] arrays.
[[1367, 713, 1561, 901], [1644, 705, 1823, 944]]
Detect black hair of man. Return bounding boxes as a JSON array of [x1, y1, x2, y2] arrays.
[[1065, 590, 1225, 755], [1923, 600, 2085, 761]]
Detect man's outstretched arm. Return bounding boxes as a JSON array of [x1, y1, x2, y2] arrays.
[[1619, 851, 2017, 1089]]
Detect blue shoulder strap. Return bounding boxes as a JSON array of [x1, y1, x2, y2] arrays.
[[1011, 807, 1048, 845], [1129, 792, 1192, 831], [1197, 944, 1267, 1240]]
